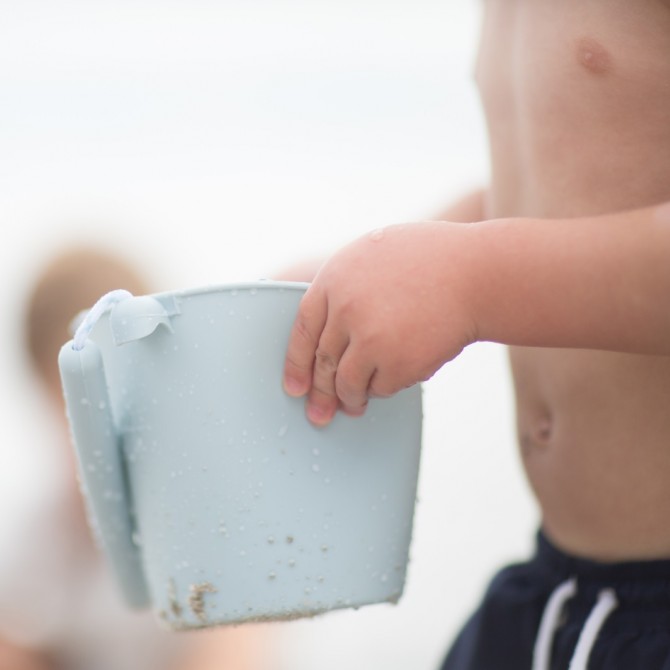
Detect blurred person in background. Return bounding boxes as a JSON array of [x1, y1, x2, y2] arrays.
[[0, 245, 269, 670]]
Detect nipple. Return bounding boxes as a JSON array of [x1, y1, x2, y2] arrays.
[[575, 37, 612, 76]]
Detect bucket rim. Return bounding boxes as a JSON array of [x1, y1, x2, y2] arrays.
[[151, 279, 309, 301]]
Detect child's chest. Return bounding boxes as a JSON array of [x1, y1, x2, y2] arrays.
[[477, 0, 670, 218]]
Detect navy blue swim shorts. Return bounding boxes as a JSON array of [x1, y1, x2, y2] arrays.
[[441, 531, 670, 670]]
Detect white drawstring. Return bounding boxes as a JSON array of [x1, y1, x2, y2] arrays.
[[532, 578, 578, 670], [532, 579, 618, 670], [568, 588, 618, 670]]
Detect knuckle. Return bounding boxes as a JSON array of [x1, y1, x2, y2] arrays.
[[293, 312, 317, 348], [284, 350, 311, 376], [311, 379, 335, 397], [315, 347, 339, 373], [309, 386, 338, 413], [311, 364, 337, 395]]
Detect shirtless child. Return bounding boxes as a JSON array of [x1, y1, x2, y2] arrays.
[[282, 2, 670, 668]]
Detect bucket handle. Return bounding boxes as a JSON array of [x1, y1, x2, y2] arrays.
[[59, 291, 150, 607]]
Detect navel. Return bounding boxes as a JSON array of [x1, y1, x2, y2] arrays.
[[575, 36, 612, 76], [520, 414, 554, 457]]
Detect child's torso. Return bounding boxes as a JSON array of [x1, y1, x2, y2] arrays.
[[478, 0, 670, 560]]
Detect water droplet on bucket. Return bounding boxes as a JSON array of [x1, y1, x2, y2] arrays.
[[268, 571, 277, 580], [312, 464, 320, 473], [278, 425, 289, 438]]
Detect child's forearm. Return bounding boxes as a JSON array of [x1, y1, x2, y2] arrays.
[[463, 201, 670, 354], [282, 201, 670, 425]]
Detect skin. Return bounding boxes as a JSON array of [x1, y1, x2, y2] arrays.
[[283, 0, 670, 562]]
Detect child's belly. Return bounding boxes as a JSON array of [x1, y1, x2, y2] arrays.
[[509, 346, 670, 561]]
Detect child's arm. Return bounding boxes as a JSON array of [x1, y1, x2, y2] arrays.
[[283, 201, 670, 426], [459, 203, 670, 354]]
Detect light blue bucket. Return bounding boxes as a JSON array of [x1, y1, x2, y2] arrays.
[[58, 281, 422, 629]]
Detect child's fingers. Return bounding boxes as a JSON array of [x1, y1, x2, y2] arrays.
[[335, 347, 375, 416], [305, 324, 349, 426], [306, 385, 340, 426], [283, 288, 327, 398]]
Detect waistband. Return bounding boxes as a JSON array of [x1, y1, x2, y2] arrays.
[[533, 530, 670, 604], [530, 531, 670, 668]]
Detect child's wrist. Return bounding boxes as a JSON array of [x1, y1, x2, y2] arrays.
[[455, 218, 509, 346]]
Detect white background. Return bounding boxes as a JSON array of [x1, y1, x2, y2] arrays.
[[0, 2, 538, 669]]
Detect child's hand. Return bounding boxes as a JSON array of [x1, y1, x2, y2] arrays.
[[282, 221, 478, 426]]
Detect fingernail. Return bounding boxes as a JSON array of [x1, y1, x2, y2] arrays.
[[307, 403, 333, 427], [342, 402, 367, 417], [283, 375, 306, 397]]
